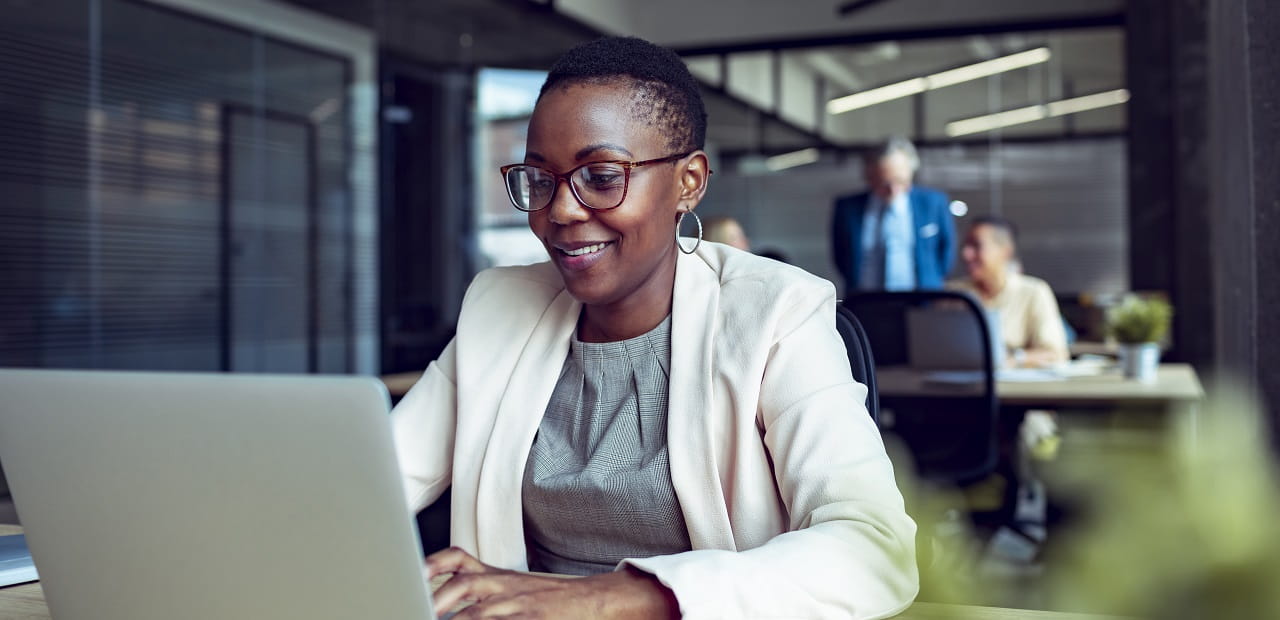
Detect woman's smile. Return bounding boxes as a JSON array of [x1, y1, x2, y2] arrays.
[[552, 240, 615, 272]]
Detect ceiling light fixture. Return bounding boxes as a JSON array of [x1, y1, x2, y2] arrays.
[[765, 148, 821, 171], [827, 47, 1052, 115], [944, 88, 1130, 137]]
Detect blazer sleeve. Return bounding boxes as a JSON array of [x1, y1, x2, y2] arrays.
[[389, 339, 458, 514], [624, 287, 919, 619], [1026, 280, 1070, 363]]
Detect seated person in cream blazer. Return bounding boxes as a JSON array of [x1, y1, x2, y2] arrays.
[[948, 215, 1069, 368], [391, 36, 917, 619]]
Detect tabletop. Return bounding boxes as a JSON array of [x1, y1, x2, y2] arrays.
[[0, 525, 1127, 620], [0, 525, 44, 620], [389, 364, 1204, 407], [877, 363, 1203, 407]]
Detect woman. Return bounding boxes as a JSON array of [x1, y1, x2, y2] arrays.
[[392, 37, 916, 619], [950, 216, 1069, 368], [702, 216, 751, 251]]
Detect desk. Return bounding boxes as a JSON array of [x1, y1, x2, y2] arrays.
[[0, 525, 44, 620], [0, 524, 1121, 620], [877, 364, 1202, 405], [878, 363, 1204, 454], [389, 364, 1204, 407]]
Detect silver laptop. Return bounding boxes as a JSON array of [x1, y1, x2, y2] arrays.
[[906, 305, 1004, 370], [0, 369, 435, 620]]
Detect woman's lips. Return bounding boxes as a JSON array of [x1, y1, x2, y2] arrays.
[[554, 241, 613, 272]]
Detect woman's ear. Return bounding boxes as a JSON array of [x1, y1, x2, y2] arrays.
[[677, 151, 711, 210]]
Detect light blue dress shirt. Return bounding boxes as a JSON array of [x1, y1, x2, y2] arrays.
[[858, 193, 916, 290]]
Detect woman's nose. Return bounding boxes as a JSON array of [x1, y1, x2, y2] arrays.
[[547, 179, 590, 225]]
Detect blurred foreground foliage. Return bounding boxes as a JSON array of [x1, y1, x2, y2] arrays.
[[908, 385, 1279, 618], [1043, 386, 1280, 618]]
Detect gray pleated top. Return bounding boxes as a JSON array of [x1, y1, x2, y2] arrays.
[[521, 315, 692, 576]]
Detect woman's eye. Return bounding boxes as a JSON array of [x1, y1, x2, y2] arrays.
[[527, 174, 555, 191], [581, 167, 624, 189]]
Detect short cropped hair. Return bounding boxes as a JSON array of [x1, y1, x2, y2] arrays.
[[969, 214, 1018, 248], [539, 36, 707, 154], [862, 136, 920, 172]]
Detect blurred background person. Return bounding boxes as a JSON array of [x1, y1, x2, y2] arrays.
[[831, 137, 955, 295], [702, 216, 750, 251], [704, 215, 794, 264], [951, 215, 1068, 368]]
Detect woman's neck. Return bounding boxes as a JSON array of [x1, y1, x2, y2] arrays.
[[577, 307, 669, 343], [577, 254, 678, 343]]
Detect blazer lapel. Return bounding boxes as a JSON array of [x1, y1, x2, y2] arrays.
[[474, 288, 580, 568], [668, 250, 736, 550]]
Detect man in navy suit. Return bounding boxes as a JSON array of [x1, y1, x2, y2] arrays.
[[831, 137, 956, 295]]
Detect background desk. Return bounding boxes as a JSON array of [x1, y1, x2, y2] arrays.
[[390, 364, 1204, 407], [877, 363, 1202, 405], [0, 524, 1122, 620], [878, 363, 1204, 454]]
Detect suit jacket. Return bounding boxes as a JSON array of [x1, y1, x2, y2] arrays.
[[391, 242, 918, 619], [831, 186, 956, 294]]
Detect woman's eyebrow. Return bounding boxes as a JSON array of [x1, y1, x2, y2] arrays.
[[575, 143, 633, 160]]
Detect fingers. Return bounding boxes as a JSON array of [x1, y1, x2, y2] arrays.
[[434, 571, 572, 619], [433, 571, 511, 617], [450, 595, 537, 620], [425, 546, 489, 579]]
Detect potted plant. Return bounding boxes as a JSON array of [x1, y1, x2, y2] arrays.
[[1107, 295, 1173, 382]]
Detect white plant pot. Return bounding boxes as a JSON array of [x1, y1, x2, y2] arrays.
[[1118, 342, 1161, 382]]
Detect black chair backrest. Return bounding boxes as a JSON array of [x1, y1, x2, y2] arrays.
[[843, 291, 998, 485], [835, 305, 879, 425]]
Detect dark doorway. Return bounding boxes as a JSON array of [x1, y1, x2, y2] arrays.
[[379, 56, 476, 373]]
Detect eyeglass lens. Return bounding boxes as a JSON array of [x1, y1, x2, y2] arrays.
[[505, 163, 628, 211]]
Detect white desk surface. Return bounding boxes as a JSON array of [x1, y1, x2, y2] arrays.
[[877, 363, 1203, 408]]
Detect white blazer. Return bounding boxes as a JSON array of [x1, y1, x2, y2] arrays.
[[391, 242, 918, 619]]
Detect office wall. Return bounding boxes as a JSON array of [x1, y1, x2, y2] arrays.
[[697, 137, 1127, 296], [0, 0, 378, 373]]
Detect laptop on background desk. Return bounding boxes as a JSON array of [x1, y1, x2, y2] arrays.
[[906, 305, 1003, 371], [0, 369, 436, 620]]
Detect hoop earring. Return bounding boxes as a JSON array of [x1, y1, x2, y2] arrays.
[[676, 210, 702, 255]]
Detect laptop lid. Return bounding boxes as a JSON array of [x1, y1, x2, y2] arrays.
[[0, 369, 433, 620], [905, 305, 1002, 370]]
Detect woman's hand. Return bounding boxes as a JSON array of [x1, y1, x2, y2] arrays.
[[426, 547, 680, 619]]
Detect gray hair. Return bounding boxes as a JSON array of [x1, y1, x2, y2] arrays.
[[862, 136, 920, 172]]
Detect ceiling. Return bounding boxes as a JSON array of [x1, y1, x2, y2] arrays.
[[284, 0, 1128, 156], [555, 0, 1124, 52]]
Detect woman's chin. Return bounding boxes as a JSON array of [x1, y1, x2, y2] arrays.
[[561, 277, 615, 307]]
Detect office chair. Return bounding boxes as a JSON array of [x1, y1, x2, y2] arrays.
[[835, 304, 879, 425], [843, 290, 998, 487], [845, 290, 1016, 581]]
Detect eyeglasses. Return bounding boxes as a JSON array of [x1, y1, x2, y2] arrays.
[[499, 151, 694, 212]]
